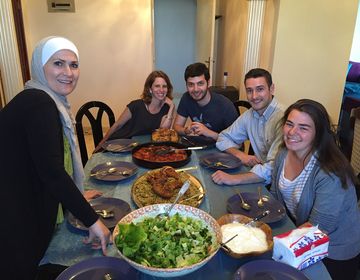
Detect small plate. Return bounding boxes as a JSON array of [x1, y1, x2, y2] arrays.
[[56, 256, 138, 280], [102, 139, 138, 153], [200, 152, 242, 169], [227, 192, 286, 224], [234, 259, 309, 280], [90, 161, 138, 181], [67, 197, 131, 231]]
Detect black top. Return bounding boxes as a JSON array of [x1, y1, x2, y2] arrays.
[[0, 89, 98, 279], [109, 99, 170, 139]]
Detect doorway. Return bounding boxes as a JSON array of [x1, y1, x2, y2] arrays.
[[153, 0, 216, 95]]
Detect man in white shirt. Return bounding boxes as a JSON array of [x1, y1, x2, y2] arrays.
[[212, 68, 284, 185]]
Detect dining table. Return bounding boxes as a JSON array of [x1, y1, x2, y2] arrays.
[[40, 135, 332, 280]]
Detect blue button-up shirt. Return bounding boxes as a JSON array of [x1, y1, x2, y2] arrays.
[[216, 97, 284, 183]]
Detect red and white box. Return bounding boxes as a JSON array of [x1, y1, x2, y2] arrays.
[[272, 225, 329, 270]]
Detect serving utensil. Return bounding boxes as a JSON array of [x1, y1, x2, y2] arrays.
[[245, 210, 270, 226], [178, 192, 204, 203], [156, 180, 190, 218], [155, 146, 206, 155], [236, 191, 251, 211], [175, 166, 198, 172], [220, 234, 238, 252]]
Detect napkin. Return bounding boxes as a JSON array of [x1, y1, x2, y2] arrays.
[[272, 225, 329, 270]]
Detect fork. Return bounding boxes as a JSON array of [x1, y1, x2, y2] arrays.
[[203, 159, 231, 168]]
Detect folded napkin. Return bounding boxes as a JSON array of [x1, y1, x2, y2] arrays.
[[272, 225, 329, 270]]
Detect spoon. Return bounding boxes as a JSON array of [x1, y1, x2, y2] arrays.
[[257, 186, 264, 208], [245, 210, 270, 226], [220, 233, 238, 252], [156, 180, 190, 218], [236, 190, 251, 211], [95, 209, 114, 219]]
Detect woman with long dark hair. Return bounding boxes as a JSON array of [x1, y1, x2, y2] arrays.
[[271, 99, 360, 280]]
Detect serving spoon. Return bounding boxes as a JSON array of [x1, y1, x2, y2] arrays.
[[156, 180, 190, 218]]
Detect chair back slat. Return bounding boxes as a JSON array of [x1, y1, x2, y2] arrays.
[[75, 101, 115, 166]]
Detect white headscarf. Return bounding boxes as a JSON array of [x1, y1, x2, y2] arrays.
[[25, 36, 84, 193]]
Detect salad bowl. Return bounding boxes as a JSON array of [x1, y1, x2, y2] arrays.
[[113, 204, 221, 278]]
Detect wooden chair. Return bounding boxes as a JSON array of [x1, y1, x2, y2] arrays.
[[232, 100, 254, 155], [75, 101, 115, 166]]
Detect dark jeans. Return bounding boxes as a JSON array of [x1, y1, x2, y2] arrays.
[[322, 253, 360, 280], [35, 264, 68, 280]]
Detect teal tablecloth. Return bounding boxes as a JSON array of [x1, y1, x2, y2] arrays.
[[40, 137, 331, 280]]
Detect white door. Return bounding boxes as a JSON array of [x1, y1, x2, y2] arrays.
[[196, 0, 216, 84]]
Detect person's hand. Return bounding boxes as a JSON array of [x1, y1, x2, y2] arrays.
[[184, 125, 198, 136], [164, 97, 174, 107], [85, 219, 112, 255], [84, 189, 102, 201], [238, 154, 262, 167], [211, 170, 239, 185], [189, 122, 209, 137]]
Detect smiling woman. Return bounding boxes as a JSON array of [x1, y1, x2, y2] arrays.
[[0, 36, 111, 280]]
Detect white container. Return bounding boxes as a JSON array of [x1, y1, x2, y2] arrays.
[[223, 72, 228, 88]]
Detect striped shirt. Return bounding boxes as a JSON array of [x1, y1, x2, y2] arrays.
[[279, 154, 317, 219]]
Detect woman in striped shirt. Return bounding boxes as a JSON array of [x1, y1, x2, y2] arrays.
[[270, 99, 360, 280]]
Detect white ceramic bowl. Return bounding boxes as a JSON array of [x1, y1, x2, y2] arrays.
[[113, 204, 221, 278]]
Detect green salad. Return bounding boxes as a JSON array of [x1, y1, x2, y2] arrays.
[[115, 213, 218, 268]]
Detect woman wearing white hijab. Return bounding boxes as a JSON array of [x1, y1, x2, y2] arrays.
[[0, 36, 111, 279]]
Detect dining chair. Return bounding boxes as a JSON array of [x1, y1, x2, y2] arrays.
[[233, 100, 254, 155], [75, 101, 115, 166]]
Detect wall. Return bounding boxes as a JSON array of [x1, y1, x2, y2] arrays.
[[350, 1, 360, 62], [271, 0, 358, 122], [154, 0, 196, 94], [21, 0, 153, 120], [20, 0, 358, 123]]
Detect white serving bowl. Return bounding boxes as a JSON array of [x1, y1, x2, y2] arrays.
[[113, 204, 221, 278]]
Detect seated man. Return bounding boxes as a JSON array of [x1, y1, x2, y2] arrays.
[[173, 62, 238, 141], [212, 68, 284, 185]]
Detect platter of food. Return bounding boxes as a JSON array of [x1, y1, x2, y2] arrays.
[[152, 128, 179, 142], [131, 166, 205, 208], [132, 142, 191, 169]]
